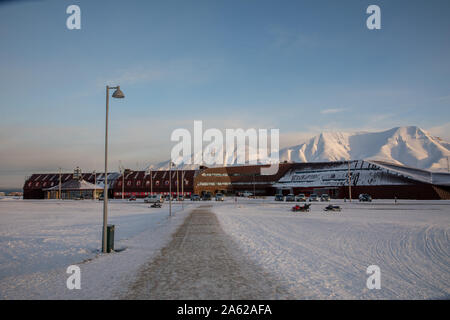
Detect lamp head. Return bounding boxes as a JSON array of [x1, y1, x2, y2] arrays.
[[112, 86, 125, 99]]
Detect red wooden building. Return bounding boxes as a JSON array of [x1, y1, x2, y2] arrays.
[[111, 169, 197, 198]]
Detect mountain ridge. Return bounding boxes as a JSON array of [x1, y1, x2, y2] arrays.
[[150, 126, 450, 172]]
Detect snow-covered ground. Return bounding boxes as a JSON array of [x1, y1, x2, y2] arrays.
[[0, 198, 196, 299], [214, 199, 450, 299], [1, 198, 449, 299]]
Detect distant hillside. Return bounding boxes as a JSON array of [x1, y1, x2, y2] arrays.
[[150, 126, 450, 172], [279, 126, 450, 172]]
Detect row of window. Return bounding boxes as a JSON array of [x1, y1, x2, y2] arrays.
[[28, 181, 56, 188], [117, 180, 190, 187], [114, 192, 193, 196], [28, 178, 190, 188]]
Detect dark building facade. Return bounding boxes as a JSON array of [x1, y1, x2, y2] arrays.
[[193, 163, 294, 196], [23, 161, 450, 200], [112, 169, 197, 198], [23, 172, 120, 199]]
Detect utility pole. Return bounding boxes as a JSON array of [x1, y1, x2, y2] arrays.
[[93, 170, 96, 200], [176, 169, 179, 201], [119, 161, 125, 200], [169, 162, 173, 217], [150, 169, 153, 196], [181, 170, 184, 210], [253, 173, 256, 199], [58, 167, 62, 200], [348, 160, 352, 202]]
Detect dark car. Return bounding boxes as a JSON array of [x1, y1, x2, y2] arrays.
[[128, 195, 137, 201], [191, 194, 201, 201], [359, 194, 372, 202], [202, 193, 212, 201], [274, 194, 284, 201]]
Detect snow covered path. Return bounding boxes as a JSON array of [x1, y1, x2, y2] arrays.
[[0, 199, 194, 299], [124, 205, 291, 299], [214, 200, 450, 299]]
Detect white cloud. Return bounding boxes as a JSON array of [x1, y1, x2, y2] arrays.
[[96, 58, 224, 88], [428, 122, 450, 142], [320, 108, 346, 115]]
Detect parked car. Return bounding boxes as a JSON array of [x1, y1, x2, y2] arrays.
[[296, 193, 307, 202], [191, 194, 201, 201], [202, 193, 212, 201], [165, 195, 173, 201], [128, 195, 137, 201], [285, 194, 296, 202], [215, 193, 225, 201], [241, 191, 253, 197], [309, 194, 319, 202], [359, 194, 372, 202], [98, 193, 104, 201], [144, 194, 164, 203], [274, 194, 284, 201], [320, 194, 330, 201], [177, 195, 184, 201]]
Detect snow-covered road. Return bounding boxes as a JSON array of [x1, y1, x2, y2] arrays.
[[0, 198, 449, 299], [214, 199, 450, 299]]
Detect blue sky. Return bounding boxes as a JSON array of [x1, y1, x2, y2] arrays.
[[1, 0, 450, 187]]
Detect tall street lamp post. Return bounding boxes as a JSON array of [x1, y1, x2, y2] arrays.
[[102, 85, 125, 253]]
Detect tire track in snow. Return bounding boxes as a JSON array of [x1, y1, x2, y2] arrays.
[[215, 203, 450, 299]]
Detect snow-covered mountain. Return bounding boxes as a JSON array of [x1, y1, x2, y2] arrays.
[[280, 126, 450, 171], [149, 126, 450, 172]]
